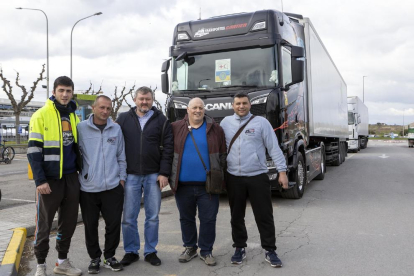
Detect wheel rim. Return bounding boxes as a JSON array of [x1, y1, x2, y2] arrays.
[[297, 161, 304, 191], [4, 149, 10, 159]]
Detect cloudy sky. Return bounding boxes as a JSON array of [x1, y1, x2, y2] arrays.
[[0, 0, 413, 125]]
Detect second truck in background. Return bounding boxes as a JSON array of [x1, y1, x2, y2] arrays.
[[347, 96, 369, 152]]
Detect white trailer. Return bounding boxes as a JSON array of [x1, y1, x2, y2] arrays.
[[347, 96, 369, 152]]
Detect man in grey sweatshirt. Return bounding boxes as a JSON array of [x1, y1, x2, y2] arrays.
[[77, 95, 127, 274], [220, 92, 288, 268]]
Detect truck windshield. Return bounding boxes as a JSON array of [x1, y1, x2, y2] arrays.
[[171, 47, 277, 93], [348, 112, 355, 125]]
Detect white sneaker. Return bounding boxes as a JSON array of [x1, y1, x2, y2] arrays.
[[53, 259, 82, 276], [35, 264, 48, 276]]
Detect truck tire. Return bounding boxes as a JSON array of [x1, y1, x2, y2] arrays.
[[358, 138, 361, 151], [281, 154, 306, 199], [341, 143, 346, 163], [314, 147, 326, 180], [361, 138, 368, 149], [332, 145, 341, 166]]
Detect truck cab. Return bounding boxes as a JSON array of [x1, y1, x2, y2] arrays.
[[161, 10, 347, 199]]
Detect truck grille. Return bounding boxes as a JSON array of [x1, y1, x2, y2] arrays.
[[251, 103, 266, 115]]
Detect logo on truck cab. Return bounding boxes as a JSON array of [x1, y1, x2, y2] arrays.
[[194, 23, 248, 38], [205, 102, 232, 111]]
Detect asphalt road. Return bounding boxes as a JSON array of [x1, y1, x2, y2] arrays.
[[0, 154, 36, 210], [15, 140, 414, 275]]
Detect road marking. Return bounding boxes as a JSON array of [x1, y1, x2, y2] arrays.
[[379, 154, 389, 158], [0, 170, 27, 176], [1, 198, 35, 203]]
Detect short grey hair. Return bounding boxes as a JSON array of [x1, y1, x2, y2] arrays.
[[92, 95, 112, 107], [134, 86, 154, 99]]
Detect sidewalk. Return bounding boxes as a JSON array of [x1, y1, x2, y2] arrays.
[[0, 187, 173, 267]]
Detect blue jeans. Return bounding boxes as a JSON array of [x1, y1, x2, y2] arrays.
[[175, 185, 219, 256], [122, 173, 160, 256]]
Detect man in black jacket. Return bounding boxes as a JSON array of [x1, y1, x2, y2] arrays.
[[116, 86, 173, 267]]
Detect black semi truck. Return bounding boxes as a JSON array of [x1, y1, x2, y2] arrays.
[[161, 10, 348, 199]]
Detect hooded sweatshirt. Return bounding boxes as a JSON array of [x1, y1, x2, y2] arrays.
[[77, 115, 127, 192]]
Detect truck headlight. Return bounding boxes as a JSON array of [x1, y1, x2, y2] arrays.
[[266, 160, 275, 168], [251, 96, 267, 105], [173, 101, 187, 109], [177, 32, 190, 41], [251, 21, 266, 31]]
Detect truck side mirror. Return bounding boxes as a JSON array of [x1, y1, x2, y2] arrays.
[[161, 73, 169, 94], [161, 59, 170, 73], [284, 45, 304, 90], [161, 59, 171, 94]]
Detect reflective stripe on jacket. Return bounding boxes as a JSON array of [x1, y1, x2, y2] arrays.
[[27, 99, 80, 186]]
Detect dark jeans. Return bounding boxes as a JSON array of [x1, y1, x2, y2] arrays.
[[80, 184, 124, 259], [226, 173, 277, 251], [175, 185, 219, 256], [34, 173, 80, 261]]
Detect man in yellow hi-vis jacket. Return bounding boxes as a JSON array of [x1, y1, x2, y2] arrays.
[[27, 76, 82, 276]]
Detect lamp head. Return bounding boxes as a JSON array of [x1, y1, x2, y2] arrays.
[[95, 12, 102, 16]]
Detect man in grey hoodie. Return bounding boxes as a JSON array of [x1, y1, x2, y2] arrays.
[[220, 92, 288, 268], [77, 95, 127, 274]]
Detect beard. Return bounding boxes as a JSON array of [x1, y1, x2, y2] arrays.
[[138, 105, 150, 113]]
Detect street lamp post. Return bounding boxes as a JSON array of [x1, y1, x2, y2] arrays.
[[16, 7, 49, 99], [70, 12, 102, 80], [362, 75, 368, 103], [403, 109, 405, 137]]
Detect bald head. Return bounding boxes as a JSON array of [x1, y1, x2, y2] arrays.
[[188, 97, 205, 108], [187, 97, 205, 126]]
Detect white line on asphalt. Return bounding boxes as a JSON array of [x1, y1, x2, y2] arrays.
[[1, 198, 35, 203]]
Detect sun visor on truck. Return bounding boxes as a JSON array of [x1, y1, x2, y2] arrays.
[[177, 11, 268, 41]]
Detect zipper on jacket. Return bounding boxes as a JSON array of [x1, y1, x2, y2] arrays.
[[53, 105, 63, 179], [238, 119, 241, 175], [101, 130, 108, 190]]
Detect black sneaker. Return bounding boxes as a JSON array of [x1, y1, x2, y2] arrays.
[[144, 252, 161, 266], [265, 250, 282, 268], [88, 258, 100, 274], [120, 253, 139, 266], [231, 248, 246, 264], [103, 257, 123, 271]]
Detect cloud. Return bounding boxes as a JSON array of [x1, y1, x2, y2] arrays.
[[1, 0, 414, 124]]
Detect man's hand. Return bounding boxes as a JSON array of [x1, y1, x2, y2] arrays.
[[37, 183, 52, 194], [157, 175, 169, 190], [120, 180, 125, 188], [278, 171, 288, 189]]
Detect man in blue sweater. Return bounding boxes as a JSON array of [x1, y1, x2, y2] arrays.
[[169, 98, 227, 266], [77, 95, 127, 274], [220, 92, 288, 268]]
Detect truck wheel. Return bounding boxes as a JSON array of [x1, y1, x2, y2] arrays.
[[341, 143, 346, 163], [358, 138, 361, 151], [332, 145, 341, 166], [281, 154, 306, 199], [314, 147, 326, 180]]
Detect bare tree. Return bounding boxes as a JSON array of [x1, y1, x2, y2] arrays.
[[0, 64, 45, 144], [110, 83, 135, 121], [83, 81, 103, 95]]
